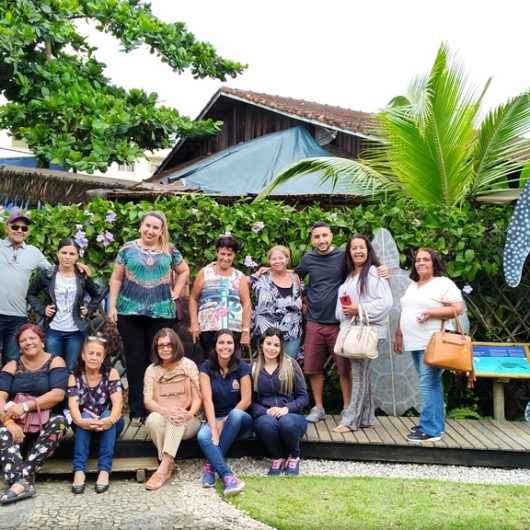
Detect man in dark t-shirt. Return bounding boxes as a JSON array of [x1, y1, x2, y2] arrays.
[[295, 222, 351, 423]]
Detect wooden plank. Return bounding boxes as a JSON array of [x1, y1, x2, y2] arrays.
[[457, 420, 500, 450], [445, 420, 488, 450], [464, 419, 513, 451], [314, 417, 332, 442], [321, 416, 345, 443], [41, 457, 158, 475], [350, 423, 370, 444], [375, 416, 405, 445], [305, 421, 320, 442], [482, 420, 529, 451], [489, 420, 530, 450], [360, 424, 384, 445], [385, 416, 411, 445], [369, 418, 396, 445], [331, 415, 356, 443], [440, 421, 473, 450]]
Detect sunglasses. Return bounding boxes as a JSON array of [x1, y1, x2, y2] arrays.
[[9, 224, 29, 232], [87, 335, 107, 344]]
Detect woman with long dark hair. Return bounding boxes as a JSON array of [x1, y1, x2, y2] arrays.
[[27, 238, 105, 371], [68, 335, 123, 494], [197, 329, 252, 496], [333, 235, 392, 433]]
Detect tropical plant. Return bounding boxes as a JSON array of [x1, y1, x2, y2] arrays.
[[258, 43, 530, 206], [0, 0, 245, 173]]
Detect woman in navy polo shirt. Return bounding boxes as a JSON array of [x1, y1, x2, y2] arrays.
[[197, 329, 252, 496], [252, 327, 309, 476]]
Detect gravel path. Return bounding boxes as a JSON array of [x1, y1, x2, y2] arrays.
[[2, 457, 530, 529]]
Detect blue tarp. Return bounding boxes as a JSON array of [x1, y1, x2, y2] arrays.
[[0, 156, 62, 170], [165, 126, 356, 195]]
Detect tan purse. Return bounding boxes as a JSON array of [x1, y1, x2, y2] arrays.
[[155, 371, 192, 411], [424, 315, 473, 374], [334, 306, 379, 360]]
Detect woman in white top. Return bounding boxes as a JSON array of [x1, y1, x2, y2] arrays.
[[333, 235, 392, 433], [394, 248, 464, 443]]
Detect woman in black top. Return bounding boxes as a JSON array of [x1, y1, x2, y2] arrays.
[[0, 324, 68, 505], [27, 238, 105, 372]]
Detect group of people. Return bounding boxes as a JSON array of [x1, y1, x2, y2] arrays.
[[0, 208, 465, 505]]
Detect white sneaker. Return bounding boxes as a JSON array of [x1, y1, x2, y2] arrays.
[[306, 406, 326, 423]]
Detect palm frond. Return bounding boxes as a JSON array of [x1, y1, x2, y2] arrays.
[[471, 92, 530, 195], [255, 157, 395, 201]]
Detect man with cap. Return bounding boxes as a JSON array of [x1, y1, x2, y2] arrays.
[[0, 209, 52, 364]]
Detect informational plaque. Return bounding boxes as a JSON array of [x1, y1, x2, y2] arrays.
[[473, 342, 530, 378]]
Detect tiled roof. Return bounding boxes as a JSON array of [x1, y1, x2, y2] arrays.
[[220, 87, 375, 136]]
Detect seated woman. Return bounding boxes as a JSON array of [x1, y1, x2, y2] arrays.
[[27, 238, 105, 372], [252, 327, 309, 476], [143, 328, 201, 490], [0, 324, 68, 505], [68, 335, 124, 494], [197, 329, 252, 496]]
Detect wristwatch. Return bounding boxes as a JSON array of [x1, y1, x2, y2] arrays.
[[22, 402, 30, 413]]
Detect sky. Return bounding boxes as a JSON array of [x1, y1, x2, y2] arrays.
[[83, 0, 530, 122]]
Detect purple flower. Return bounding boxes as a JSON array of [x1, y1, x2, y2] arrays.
[[74, 229, 89, 249], [251, 221, 265, 233], [96, 231, 115, 247], [244, 255, 258, 268], [105, 211, 117, 224], [462, 284, 473, 295]]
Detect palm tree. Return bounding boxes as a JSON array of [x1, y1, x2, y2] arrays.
[[258, 44, 530, 207]]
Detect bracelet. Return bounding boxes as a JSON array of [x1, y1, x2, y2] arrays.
[[3, 418, 15, 427]]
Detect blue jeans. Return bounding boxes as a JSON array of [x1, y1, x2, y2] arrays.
[[0, 315, 27, 365], [254, 413, 307, 459], [72, 411, 124, 473], [283, 338, 301, 359], [47, 329, 85, 372], [197, 409, 253, 478], [411, 350, 445, 436]]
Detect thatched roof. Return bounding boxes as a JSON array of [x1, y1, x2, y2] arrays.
[[0, 165, 137, 205]]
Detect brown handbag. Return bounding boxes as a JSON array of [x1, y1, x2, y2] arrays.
[[424, 316, 473, 374], [154, 371, 192, 411]]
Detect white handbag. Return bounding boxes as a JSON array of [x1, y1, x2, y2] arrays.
[[334, 306, 379, 360]]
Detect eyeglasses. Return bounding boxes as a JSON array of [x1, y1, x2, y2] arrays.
[[87, 335, 107, 344], [9, 224, 29, 232], [157, 343, 173, 350]]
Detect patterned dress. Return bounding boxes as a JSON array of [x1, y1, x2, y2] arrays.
[[198, 264, 244, 332], [116, 241, 183, 319], [67, 371, 122, 417]]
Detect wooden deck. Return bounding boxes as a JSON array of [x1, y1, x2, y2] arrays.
[[48, 416, 530, 472]]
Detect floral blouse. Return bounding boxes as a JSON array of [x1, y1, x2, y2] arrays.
[[67, 371, 122, 417], [251, 272, 303, 342]]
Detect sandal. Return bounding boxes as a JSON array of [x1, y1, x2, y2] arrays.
[[145, 471, 172, 491], [0, 479, 36, 505]]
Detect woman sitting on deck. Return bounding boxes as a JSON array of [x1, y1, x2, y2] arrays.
[[143, 328, 202, 490], [68, 335, 124, 494], [252, 327, 309, 476]]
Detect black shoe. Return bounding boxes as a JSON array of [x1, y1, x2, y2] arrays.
[[1, 480, 36, 504], [71, 483, 86, 494], [406, 430, 441, 443], [95, 483, 109, 494]]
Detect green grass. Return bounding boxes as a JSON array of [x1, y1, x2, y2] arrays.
[[226, 476, 530, 530]]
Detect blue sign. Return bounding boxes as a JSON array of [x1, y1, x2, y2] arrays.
[[473, 343, 530, 378]]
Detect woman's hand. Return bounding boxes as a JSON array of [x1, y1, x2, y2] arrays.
[[7, 403, 25, 419], [275, 407, 289, 417], [168, 407, 191, 426], [190, 326, 200, 344], [416, 310, 432, 323], [108, 306, 118, 324], [77, 418, 99, 431], [6, 422, 24, 444], [80, 306, 88, 318], [45, 304, 56, 318], [394, 330, 403, 353], [240, 330, 250, 346], [342, 303, 358, 318], [94, 417, 114, 431]]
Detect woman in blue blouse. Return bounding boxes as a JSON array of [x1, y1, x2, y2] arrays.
[[252, 327, 309, 476], [197, 329, 252, 496], [68, 335, 123, 494]]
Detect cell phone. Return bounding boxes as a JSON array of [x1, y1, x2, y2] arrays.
[[340, 294, 352, 306]]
